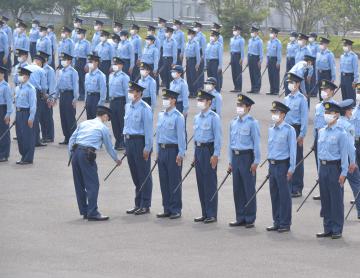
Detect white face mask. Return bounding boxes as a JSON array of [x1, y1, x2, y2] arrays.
[[324, 114, 336, 124], [145, 40, 151, 46], [289, 36, 295, 42], [77, 34, 83, 39], [15, 27, 20, 33], [61, 60, 69, 67], [140, 69, 148, 77], [269, 33, 275, 39], [100, 36, 107, 42], [173, 25, 178, 30], [187, 35, 193, 40], [128, 92, 134, 101], [61, 33, 66, 39], [47, 29, 52, 33], [271, 114, 281, 123], [288, 83, 296, 92], [356, 94, 360, 102], [250, 32, 255, 38], [88, 63, 94, 71], [94, 25, 100, 31], [157, 23, 163, 28], [113, 27, 120, 33], [130, 29, 135, 35], [233, 31, 239, 36], [298, 40, 304, 46], [18, 75, 25, 83], [309, 37, 315, 42], [112, 65, 119, 72], [197, 101, 206, 110], [194, 27, 199, 32], [74, 23, 80, 28], [31, 24, 37, 28], [321, 90, 328, 99], [39, 31, 46, 37], [343, 46, 349, 52], [147, 31, 152, 36], [165, 32, 171, 38], [210, 36, 215, 42], [204, 84, 213, 92], [171, 72, 178, 79], [119, 36, 126, 41], [162, 99, 171, 108], [319, 44, 325, 50], [17, 56, 26, 63], [236, 106, 246, 116]]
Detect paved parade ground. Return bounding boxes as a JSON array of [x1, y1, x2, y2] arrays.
[[1, 56, 359, 277]]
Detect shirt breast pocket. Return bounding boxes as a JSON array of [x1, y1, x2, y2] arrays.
[[274, 135, 286, 150], [239, 127, 251, 144]]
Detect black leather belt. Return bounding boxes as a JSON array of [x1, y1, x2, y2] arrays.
[[77, 145, 96, 152], [186, 57, 196, 60], [195, 141, 214, 148], [0, 104, 6, 108], [110, 96, 126, 101], [163, 57, 173, 59], [159, 143, 178, 149], [125, 134, 144, 140], [318, 69, 331, 73], [341, 72, 354, 76], [88, 92, 100, 96], [16, 107, 30, 112], [268, 158, 290, 165], [60, 90, 73, 94], [320, 159, 340, 165], [232, 149, 253, 155], [248, 54, 259, 57], [231, 52, 241, 55]]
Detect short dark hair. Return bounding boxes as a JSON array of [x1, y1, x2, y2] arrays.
[[96, 111, 108, 117]]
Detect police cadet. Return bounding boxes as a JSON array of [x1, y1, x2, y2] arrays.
[[29, 19, 40, 59], [295, 33, 310, 64], [141, 35, 159, 90], [229, 25, 245, 93], [156, 17, 167, 85], [204, 30, 223, 92], [170, 65, 189, 124], [247, 26, 263, 94], [56, 53, 79, 145], [113, 21, 122, 36], [284, 73, 308, 198], [288, 55, 315, 97], [109, 57, 129, 150], [286, 32, 299, 74], [146, 25, 161, 50], [212, 23, 223, 45], [58, 26, 74, 67], [173, 19, 185, 66], [193, 90, 222, 224], [184, 28, 200, 98], [130, 24, 142, 81], [72, 17, 83, 43], [13, 21, 29, 66], [124, 81, 153, 215], [69, 105, 121, 221], [340, 39, 358, 101], [161, 27, 177, 89], [316, 37, 336, 99], [84, 53, 107, 119], [352, 83, 360, 167], [91, 20, 103, 51], [74, 28, 91, 101], [117, 30, 134, 76], [316, 102, 348, 239], [204, 77, 222, 117], [193, 22, 206, 91], [36, 26, 52, 67], [111, 33, 120, 50], [228, 94, 260, 228], [0, 66, 12, 162], [266, 27, 282, 96], [138, 62, 157, 110], [338, 99, 360, 219], [47, 25, 57, 69], [1, 16, 12, 73], [13, 48, 29, 86], [307, 33, 319, 97], [156, 88, 185, 219], [14, 67, 37, 165], [0, 20, 9, 81]]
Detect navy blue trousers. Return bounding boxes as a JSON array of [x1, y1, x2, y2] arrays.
[[75, 58, 87, 100], [195, 54, 204, 92], [185, 57, 197, 97], [319, 163, 344, 234], [15, 110, 35, 162], [122, 59, 131, 77], [60, 91, 76, 142], [248, 54, 261, 92], [231, 152, 256, 223], [30, 42, 37, 60], [39, 96, 54, 140], [131, 54, 140, 82], [0, 51, 8, 81], [195, 145, 218, 218], [269, 161, 292, 228], [85, 94, 100, 120], [158, 48, 163, 82], [34, 94, 43, 144], [176, 49, 183, 66], [309, 64, 317, 96], [0, 106, 10, 158], [110, 97, 126, 148], [231, 52, 242, 91], [158, 147, 182, 214], [72, 148, 100, 217], [284, 57, 295, 96], [176, 101, 187, 145], [317, 70, 331, 101], [125, 137, 152, 208], [161, 57, 173, 89], [346, 167, 360, 217], [290, 125, 304, 194], [268, 57, 280, 94], [99, 60, 111, 99], [341, 74, 355, 101], [207, 59, 220, 92]]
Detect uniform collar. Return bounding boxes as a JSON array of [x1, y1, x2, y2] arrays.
[[165, 106, 176, 115], [274, 121, 285, 129], [200, 108, 211, 117], [90, 68, 100, 75], [238, 114, 249, 122], [0, 79, 5, 86], [131, 98, 142, 108], [289, 91, 300, 98], [114, 70, 123, 76], [326, 122, 338, 130]]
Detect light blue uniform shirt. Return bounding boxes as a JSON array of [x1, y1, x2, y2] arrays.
[[173, 30, 185, 55], [29, 27, 39, 43], [58, 38, 74, 59], [316, 49, 336, 81], [209, 89, 222, 116], [338, 116, 356, 164], [14, 32, 29, 51], [156, 107, 186, 157], [268, 122, 297, 173], [71, 30, 78, 43], [284, 91, 308, 137], [289, 61, 314, 94], [47, 31, 57, 52], [130, 34, 142, 58], [266, 38, 282, 64], [36, 36, 52, 64], [117, 40, 135, 68], [317, 123, 349, 176], [295, 46, 311, 64], [218, 35, 224, 45], [13, 61, 29, 86], [91, 31, 101, 51], [286, 41, 299, 58], [194, 31, 206, 57], [193, 109, 222, 157], [0, 30, 9, 57], [230, 35, 245, 60], [1, 24, 12, 46], [68, 117, 119, 161], [247, 36, 263, 62], [55, 65, 79, 101], [74, 39, 91, 59], [123, 99, 153, 152], [138, 75, 157, 111], [340, 51, 359, 83], [43, 64, 56, 96], [141, 44, 159, 71], [95, 41, 114, 61], [351, 105, 360, 137], [85, 68, 107, 105], [314, 99, 337, 132], [162, 37, 177, 64], [109, 70, 130, 99], [228, 114, 261, 164], [0, 80, 13, 117], [15, 81, 37, 121], [169, 78, 189, 113], [307, 42, 319, 57], [26, 64, 47, 92], [204, 40, 223, 69], [156, 27, 166, 47], [184, 38, 200, 66]]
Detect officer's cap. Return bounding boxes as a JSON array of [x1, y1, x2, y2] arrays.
[[112, 33, 120, 41], [131, 24, 140, 30], [94, 20, 104, 26], [162, 88, 179, 99], [187, 28, 196, 35], [16, 18, 24, 23], [212, 22, 222, 29], [269, 27, 279, 34], [88, 52, 101, 62], [39, 25, 47, 32], [210, 29, 220, 37], [147, 25, 156, 31], [2, 16, 9, 22], [197, 90, 214, 101], [320, 79, 337, 91], [171, 65, 184, 74], [319, 37, 330, 44], [194, 22, 202, 28], [204, 77, 217, 85], [129, 81, 145, 92], [77, 28, 87, 34], [342, 38, 354, 46], [112, 57, 125, 65], [18, 21, 27, 28], [18, 67, 32, 76], [271, 101, 290, 114], [338, 99, 355, 113], [37, 51, 49, 59], [96, 105, 112, 119], [47, 24, 54, 30], [174, 19, 183, 25], [287, 72, 303, 83], [145, 35, 156, 41], [33, 54, 45, 63], [119, 30, 129, 37], [0, 66, 8, 74], [61, 26, 72, 33], [166, 26, 174, 33], [101, 30, 110, 37], [290, 31, 298, 37], [140, 62, 152, 71], [309, 32, 317, 38], [251, 26, 259, 32], [298, 33, 309, 40], [233, 25, 242, 31], [158, 17, 167, 23], [74, 17, 83, 23], [323, 102, 341, 113], [113, 21, 122, 27], [60, 52, 73, 60], [237, 94, 255, 106], [32, 19, 40, 25], [304, 55, 316, 62], [16, 48, 28, 56]]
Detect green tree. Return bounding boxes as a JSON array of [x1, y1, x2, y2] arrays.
[[54, 0, 80, 26], [0, 0, 54, 19]]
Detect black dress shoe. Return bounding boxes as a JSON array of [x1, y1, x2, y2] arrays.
[[350, 200, 355, 204], [87, 214, 109, 221], [35, 142, 47, 147], [252, 91, 260, 94], [204, 217, 217, 224], [316, 232, 332, 238], [134, 208, 150, 215], [194, 216, 206, 222], [59, 141, 69, 145], [229, 221, 246, 227], [16, 160, 32, 165], [331, 233, 342, 239], [292, 192, 302, 198], [115, 146, 125, 151], [42, 139, 54, 143], [246, 90, 253, 94], [0, 157, 8, 162], [83, 215, 88, 220], [245, 223, 255, 228], [266, 226, 279, 232], [169, 213, 181, 219], [278, 227, 290, 233], [126, 207, 139, 214], [313, 195, 321, 200], [156, 212, 171, 218], [230, 89, 241, 93]]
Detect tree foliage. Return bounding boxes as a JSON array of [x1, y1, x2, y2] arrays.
[[0, 0, 54, 18]]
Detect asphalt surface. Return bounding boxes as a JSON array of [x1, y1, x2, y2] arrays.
[[1, 56, 359, 278]]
